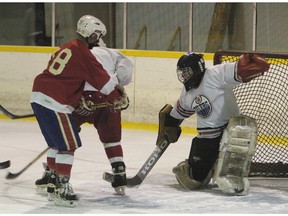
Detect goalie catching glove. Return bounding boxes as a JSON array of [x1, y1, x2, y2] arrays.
[[236, 53, 270, 83], [156, 104, 183, 145]]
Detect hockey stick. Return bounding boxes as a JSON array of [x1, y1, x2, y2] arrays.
[[0, 105, 35, 119], [103, 138, 170, 187], [6, 147, 49, 179], [0, 160, 11, 169], [0, 102, 110, 120]]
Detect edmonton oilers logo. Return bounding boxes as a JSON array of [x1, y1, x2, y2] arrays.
[[192, 95, 212, 118]]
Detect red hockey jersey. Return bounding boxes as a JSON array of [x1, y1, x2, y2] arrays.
[[30, 39, 116, 113]]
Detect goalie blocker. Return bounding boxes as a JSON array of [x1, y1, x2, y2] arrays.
[[213, 114, 257, 195]]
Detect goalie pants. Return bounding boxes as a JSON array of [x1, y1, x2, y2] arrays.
[[188, 135, 222, 182]]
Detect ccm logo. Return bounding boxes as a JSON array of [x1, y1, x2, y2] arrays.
[[140, 139, 169, 175]]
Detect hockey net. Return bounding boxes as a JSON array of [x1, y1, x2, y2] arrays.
[[214, 50, 288, 177]]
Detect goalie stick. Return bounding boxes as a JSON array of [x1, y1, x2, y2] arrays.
[[0, 160, 11, 169], [0, 105, 34, 119], [6, 147, 49, 179], [103, 138, 170, 187]]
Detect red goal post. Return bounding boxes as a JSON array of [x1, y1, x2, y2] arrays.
[[214, 50, 288, 177]]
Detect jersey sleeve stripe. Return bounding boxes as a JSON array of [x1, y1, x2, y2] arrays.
[[175, 100, 195, 118]]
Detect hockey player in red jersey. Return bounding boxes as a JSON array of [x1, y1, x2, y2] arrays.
[[72, 41, 133, 196], [157, 52, 269, 195], [30, 15, 119, 207]]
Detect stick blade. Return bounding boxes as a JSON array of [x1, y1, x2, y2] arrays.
[[0, 160, 10, 169], [0, 105, 34, 119], [6, 172, 20, 179], [127, 176, 142, 187], [103, 172, 143, 188]]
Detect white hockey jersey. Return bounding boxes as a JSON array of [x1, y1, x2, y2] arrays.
[[84, 47, 133, 91], [170, 62, 241, 138]]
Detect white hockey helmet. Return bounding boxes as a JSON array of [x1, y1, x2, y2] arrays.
[[76, 15, 107, 39]]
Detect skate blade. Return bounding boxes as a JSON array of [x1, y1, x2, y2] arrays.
[[35, 186, 48, 195], [54, 198, 77, 207], [47, 192, 55, 201], [114, 186, 126, 196]]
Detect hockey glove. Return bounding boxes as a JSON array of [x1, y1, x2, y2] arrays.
[[156, 104, 183, 145], [107, 85, 129, 112], [237, 53, 270, 83], [74, 96, 95, 116]]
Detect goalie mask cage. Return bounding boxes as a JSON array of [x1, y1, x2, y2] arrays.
[[214, 50, 288, 177]]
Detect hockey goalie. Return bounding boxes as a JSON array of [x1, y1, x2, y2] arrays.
[[158, 52, 269, 195]]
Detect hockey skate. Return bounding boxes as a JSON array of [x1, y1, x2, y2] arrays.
[[35, 163, 51, 194], [112, 162, 127, 196], [54, 176, 78, 207], [47, 170, 56, 201], [35, 163, 56, 200]]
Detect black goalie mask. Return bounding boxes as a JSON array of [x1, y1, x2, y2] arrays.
[[176, 52, 206, 91]]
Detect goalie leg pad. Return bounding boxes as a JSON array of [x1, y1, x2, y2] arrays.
[[214, 115, 257, 195]]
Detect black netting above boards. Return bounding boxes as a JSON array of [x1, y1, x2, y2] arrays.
[[214, 50, 288, 177]]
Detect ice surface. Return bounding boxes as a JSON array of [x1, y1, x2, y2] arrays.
[[1, 119, 288, 214]]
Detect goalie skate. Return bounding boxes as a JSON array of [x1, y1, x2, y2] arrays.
[[172, 160, 202, 190], [214, 115, 257, 195]]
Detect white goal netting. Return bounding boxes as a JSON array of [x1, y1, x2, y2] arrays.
[[214, 50, 288, 177]]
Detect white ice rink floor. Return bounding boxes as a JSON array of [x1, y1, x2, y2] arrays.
[[1, 118, 288, 214]]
